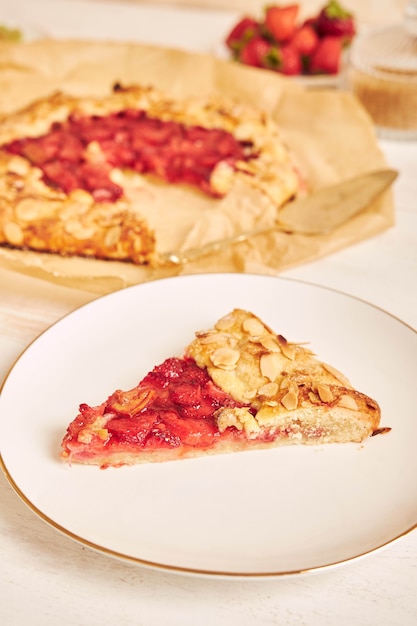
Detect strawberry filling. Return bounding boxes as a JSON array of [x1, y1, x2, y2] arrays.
[[4, 109, 252, 201], [61, 356, 336, 466], [62, 357, 252, 460], [106, 357, 243, 448]]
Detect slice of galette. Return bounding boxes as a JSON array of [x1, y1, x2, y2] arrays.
[[60, 309, 384, 467]]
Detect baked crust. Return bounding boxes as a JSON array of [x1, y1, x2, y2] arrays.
[[187, 309, 381, 443], [0, 152, 155, 264], [0, 84, 299, 265], [61, 309, 382, 467]]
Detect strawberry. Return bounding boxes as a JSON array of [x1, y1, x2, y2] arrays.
[[264, 4, 299, 43], [316, 1, 356, 42], [291, 24, 319, 56], [309, 35, 342, 75], [277, 44, 302, 75], [225, 16, 259, 51], [239, 36, 273, 67], [302, 16, 319, 31]]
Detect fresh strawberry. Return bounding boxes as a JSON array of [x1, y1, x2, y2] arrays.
[[316, 1, 356, 42], [264, 4, 299, 43], [239, 36, 273, 67], [277, 44, 302, 75], [225, 16, 259, 51], [302, 16, 318, 31], [291, 24, 319, 56], [309, 35, 342, 75]]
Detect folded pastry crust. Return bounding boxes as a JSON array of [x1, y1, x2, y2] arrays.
[[0, 84, 300, 265], [187, 309, 381, 445]]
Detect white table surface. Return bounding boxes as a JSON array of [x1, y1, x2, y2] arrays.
[[0, 2, 416, 625]]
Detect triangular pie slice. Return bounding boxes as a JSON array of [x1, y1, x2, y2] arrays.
[[61, 309, 383, 468]]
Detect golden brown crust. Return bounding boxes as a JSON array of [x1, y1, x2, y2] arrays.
[[0, 152, 156, 264], [0, 85, 299, 206], [186, 309, 381, 443], [0, 84, 299, 265]]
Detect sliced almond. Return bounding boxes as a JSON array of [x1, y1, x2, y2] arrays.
[[67, 188, 94, 206], [216, 407, 260, 435], [281, 389, 299, 410], [216, 408, 243, 433], [317, 384, 334, 403], [242, 389, 258, 401], [3, 221, 24, 245], [258, 382, 279, 398], [280, 376, 290, 390], [104, 225, 122, 248], [215, 314, 235, 331], [197, 331, 230, 345], [242, 317, 266, 337], [64, 220, 96, 240], [308, 391, 321, 404], [259, 336, 280, 352], [277, 335, 296, 360], [338, 394, 359, 411], [210, 347, 240, 369], [6, 155, 30, 176], [260, 352, 281, 381], [15, 198, 47, 221]]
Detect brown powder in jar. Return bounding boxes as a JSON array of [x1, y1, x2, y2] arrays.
[[349, 66, 417, 131]]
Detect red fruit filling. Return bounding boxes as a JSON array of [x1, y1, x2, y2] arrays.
[[62, 357, 253, 458], [3, 109, 254, 202]]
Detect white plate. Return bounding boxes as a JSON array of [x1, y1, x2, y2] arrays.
[[1, 274, 416, 579]]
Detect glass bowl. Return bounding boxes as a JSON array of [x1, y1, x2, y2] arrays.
[[346, 5, 417, 141]]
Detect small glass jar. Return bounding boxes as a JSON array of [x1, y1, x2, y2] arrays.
[[346, 2, 417, 140]]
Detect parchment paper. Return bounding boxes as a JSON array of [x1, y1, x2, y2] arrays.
[[0, 39, 394, 294]]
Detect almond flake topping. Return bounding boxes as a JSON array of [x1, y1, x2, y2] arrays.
[[258, 382, 279, 398], [281, 389, 299, 411], [15, 198, 58, 221], [308, 391, 321, 404], [242, 389, 258, 401], [104, 225, 122, 247], [338, 394, 359, 411], [277, 334, 296, 360], [317, 384, 334, 403], [242, 317, 266, 337], [6, 155, 30, 176], [259, 336, 280, 352], [260, 352, 281, 381], [210, 347, 240, 369], [64, 220, 96, 240], [197, 331, 231, 345], [280, 376, 290, 390], [216, 407, 260, 435], [3, 221, 23, 245], [215, 314, 235, 331]]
